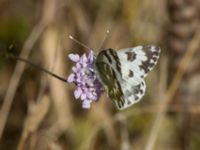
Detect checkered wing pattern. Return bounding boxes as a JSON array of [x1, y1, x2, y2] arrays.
[[95, 45, 161, 110]]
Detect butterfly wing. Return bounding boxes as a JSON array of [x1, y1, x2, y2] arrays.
[[117, 45, 160, 109], [95, 45, 161, 110], [117, 45, 161, 80], [95, 49, 126, 109]]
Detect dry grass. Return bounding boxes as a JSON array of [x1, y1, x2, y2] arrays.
[[0, 0, 200, 150]]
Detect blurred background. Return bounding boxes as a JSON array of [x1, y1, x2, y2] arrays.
[[0, 0, 200, 149]]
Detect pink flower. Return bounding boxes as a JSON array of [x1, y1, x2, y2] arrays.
[[67, 50, 103, 109]]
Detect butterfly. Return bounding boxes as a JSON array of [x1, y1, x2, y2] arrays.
[[95, 45, 161, 110]]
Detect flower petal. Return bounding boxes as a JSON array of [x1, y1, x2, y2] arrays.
[[74, 87, 82, 99], [67, 50, 103, 109], [76, 63, 81, 69], [67, 74, 75, 83], [88, 50, 94, 63], [80, 54, 88, 64], [72, 66, 77, 72], [81, 93, 87, 100], [68, 54, 80, 62], [87, 92, 96, 100], [82, 100, 92, 109]]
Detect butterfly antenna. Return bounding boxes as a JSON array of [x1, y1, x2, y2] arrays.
[[69, 35, 91, 50], [98, 30, 110, 50]]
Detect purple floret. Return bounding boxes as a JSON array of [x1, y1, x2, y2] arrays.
[[67, 50, 103, 109]]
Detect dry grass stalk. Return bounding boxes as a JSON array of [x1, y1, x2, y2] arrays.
[[0, 21, 48, 140], [144, 27, 200, 150], [17, 94, 50, 150], [41, 26, 73, 133]]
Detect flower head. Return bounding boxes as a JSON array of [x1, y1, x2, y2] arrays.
[[67, 50, 103, 109]]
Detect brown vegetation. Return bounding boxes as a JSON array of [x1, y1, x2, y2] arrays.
[[0, 0, 200, 150]]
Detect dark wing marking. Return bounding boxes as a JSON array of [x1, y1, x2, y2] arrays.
[[117, 45, 161, 81], [139, 45, 161, 75], [96, 49, 126, 109], [125, 51, 136, 61], [95, 46, 161, 110], [95, 62, 125, 109], [121, 79, 146, 108]]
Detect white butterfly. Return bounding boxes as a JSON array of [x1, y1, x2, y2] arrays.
[[95, 45, 161, 110]]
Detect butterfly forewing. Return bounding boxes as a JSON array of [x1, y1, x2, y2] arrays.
[[95, 45, 161, 110], [95, 49, 125, 109], [117, 45, 161, 79]]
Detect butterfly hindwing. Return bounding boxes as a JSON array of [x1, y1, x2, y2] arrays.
[[121, 80, 146, 108], [95, 45, 160, 110]]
